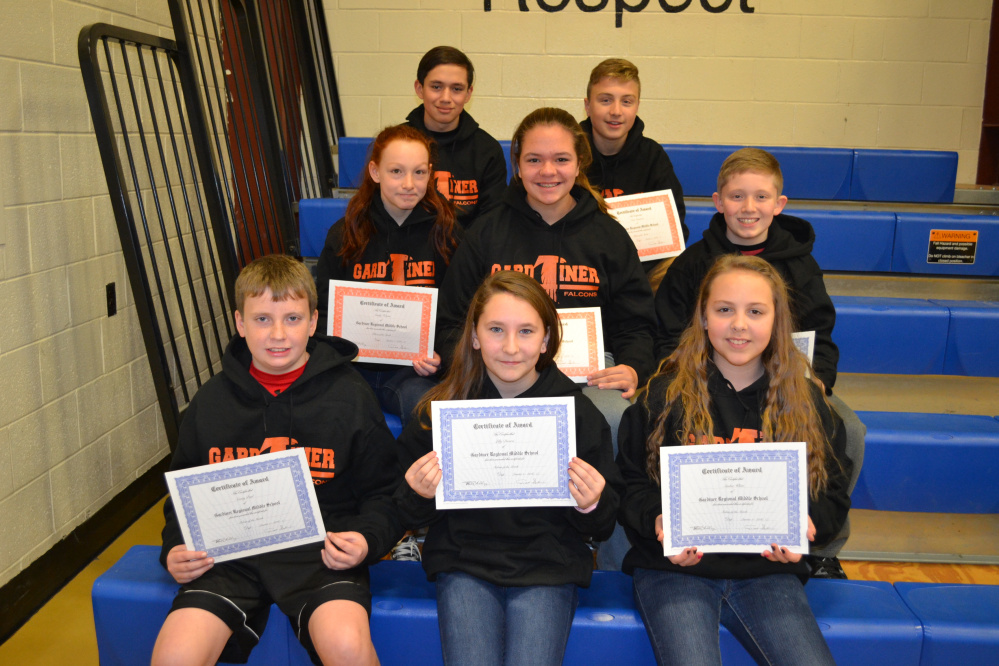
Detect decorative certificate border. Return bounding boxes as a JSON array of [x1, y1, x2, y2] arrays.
[[666, 447, 802, 548], [555, 308, 603, 379], [329, 281, 436, 362], [172, 453, 320, 558], [438, 401, 573, 503], [607, 191, 685, 259]]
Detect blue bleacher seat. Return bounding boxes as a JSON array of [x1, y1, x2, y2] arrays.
[[299, 198, 349, 257], [684, 204, 715, 241], [894, 583, 999, 666], [337, 137, 372, 188], [892, 212, 999, 276], [832, 296, 950, 375], [852, 411, 999, 514], [662, 144, 733, 198], [930, 299, 999, 378], [802, 209, 895, 272], [851, 149, 958, 204], [499, 139, 512, 183]]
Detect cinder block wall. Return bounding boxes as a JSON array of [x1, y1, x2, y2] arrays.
[[0, 0, 173, 587], [327, 0, 991, 184]]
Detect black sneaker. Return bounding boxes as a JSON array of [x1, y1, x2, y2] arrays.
[[809, 556, 847, 579]]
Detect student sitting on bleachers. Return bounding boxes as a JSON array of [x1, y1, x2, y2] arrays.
[[315, 124, 462, 428], [620, 254, 850, 665], [152, 255, 401, 666], [405, 46, 507, 230], [655, 148, 864, 578]]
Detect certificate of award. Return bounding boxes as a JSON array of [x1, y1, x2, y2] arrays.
[[327, 280, 437, 365], [554, 308, 605, 382], [165, 449, 326, 563], [792, 331, 815, 364], [433, 397, 577, 510], [606, 189, 685, 262], [659, 442, 809, 556]]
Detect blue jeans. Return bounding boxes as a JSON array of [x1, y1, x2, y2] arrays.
[[436, 572, 577, 666], [356, 367, 436, 428], [632, 568, 836, 666]]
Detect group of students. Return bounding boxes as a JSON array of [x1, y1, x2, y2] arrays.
[[152, 46, 859, 666]]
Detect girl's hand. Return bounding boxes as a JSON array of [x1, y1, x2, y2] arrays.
[[655, 514, 665, 542], [586, 364, 639, 399], [762, 517, 815, 564], [413, 352, 441, 377], [405, 450, 442, 499], [165, 545, 214, 584], [567, 457, 605, 510], [669, 547, 702, 567], [322, 531, 369, 570]]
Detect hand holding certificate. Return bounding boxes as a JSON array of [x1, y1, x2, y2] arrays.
[[166, 449, 326, 563], [659, 442, 809, 556], [327, 280, 437, 365], [606, 189, 685, 262], [432, 397, 577, 509]]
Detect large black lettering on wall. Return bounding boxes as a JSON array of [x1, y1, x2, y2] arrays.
[[484, 0, 754, 27]]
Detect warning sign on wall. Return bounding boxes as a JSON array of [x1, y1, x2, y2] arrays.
[[927, 229, 978, 264]]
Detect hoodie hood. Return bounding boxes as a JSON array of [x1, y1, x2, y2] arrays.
[[580, 115, 649, 167], [406, 105, 479, 146], [703, 212, 816, 262]]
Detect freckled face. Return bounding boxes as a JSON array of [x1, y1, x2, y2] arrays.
[[235, 290, 317, 375], [704, 270, 774, 383], [368, 139, 431, 224], [517, 124, 580, 225], [472, 292, 549, 399]]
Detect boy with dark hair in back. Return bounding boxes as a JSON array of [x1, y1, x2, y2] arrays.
[[581, 58, 688, 246], [406, 45, 507, 229], [152, 254, 401, 665], [655, 148, 864, 578]]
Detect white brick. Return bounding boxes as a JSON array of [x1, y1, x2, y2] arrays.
[[799, 17, 854, 60], [67, 254, 126, 327], [627, 57, 672, 102], [663, 99, 795, 146], [0, 0, 54, 62], [0, 135, 63, 206], [670, 58, 759, 101], [9, 394, 81, 490], [883, 19, 970, 63], [94, 196, 124, 257], [77, 364, 133, 443], [714, 14, 801, 58], [50, 437, 113, 530], [468, 54, 503, 97], [328, 10, 379, 53], [0, 345, 44, 429], [968, 19, 989, 64], [877, 105, 963, 150], [130, 358, 158, 413], [761, 0, 845, 16], [108, 406, 163, 486], [3, 206, 31, 279], [462, 11, 546, 54], [381, 96, 420, 130], [792, 103, 879, 147], [961, 106, 982, 151], [468, 97, 547, 146], [922, 63, 987, 107], [83, 0, 138, 13], [420, 0, 481, 8], [929, 0, 991, 20], [103, 304, 147, 371], [0, 269, 72, 353], [753, 59, 840, 104], [630, 14, 718, 58], [379, 12, 462, 53], [338, 53, 416, 95], [28, 199, 97, 273], [839, 61, 923, 104], [21, 63, 93, 133], [842, 0, 929, 18], [39, 321, 104, 403], [0, 428, 11, 501], [339, 0, 415, 7], [0, 477, 54, 574], [501, 56, 590, 99], [956, 150, 978, 184], [0, 59, 22, 131], [61, 135, 109, 200], [633, 100, 681, 143], [852, 19, 886, 60], [340, 96, 383, 137], [545, 13, 630, 56]]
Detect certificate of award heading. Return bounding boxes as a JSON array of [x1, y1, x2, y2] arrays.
[[165, 449, 326, 563], [432, 397, 577, 509], [554, 308, 605, 382], [327, 280, 437, 365], [660, 442, 809, 556], [606, 189, 685, 262]]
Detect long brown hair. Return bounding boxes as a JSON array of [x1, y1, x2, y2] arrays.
[[509, 107, 610, 216], [416, 270, 562, 424], [339, 124, 459, 264], [644, 254, 832, 498]]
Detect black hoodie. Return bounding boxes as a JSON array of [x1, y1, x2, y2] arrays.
[[655, 212, 839, 391], [160, 334, 403, 569], [617, 368, 851, 582], [314, 194, 463, 336], [580, 115, 688, 242], [393, 364, 623, 587], [406, 106, 507, 229], [436, 182, 658, 385]]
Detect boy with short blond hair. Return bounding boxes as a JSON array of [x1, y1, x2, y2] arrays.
[[153, 254, 401, 665], [655, 148, 864, 577], [581, 58, 688, 242]]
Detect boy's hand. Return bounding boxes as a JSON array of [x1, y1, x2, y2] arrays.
[[413, 352, 441, 377], [567, 457, 605, 510], [322, 531, 369, 570], [405, 451, 442, 499], [165, 545, 214, 584], [586, 364, 639, 399]]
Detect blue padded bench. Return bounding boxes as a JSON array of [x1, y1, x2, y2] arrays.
[[931, 299, 999, 378], [894, 583, 999, 666], [832, 296, 950, 375], [892, 213, 999, 277], [299, 198, 348, 257], [94, 546, 924, 665], [851, 150, 958, 204], [851, 411, 999, 514]]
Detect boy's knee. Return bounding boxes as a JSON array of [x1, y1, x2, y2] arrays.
[[309, 601, 377, 666]]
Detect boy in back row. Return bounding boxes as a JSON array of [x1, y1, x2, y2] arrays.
[[655, 148, 865, 576], [153, 255, 401, 665]]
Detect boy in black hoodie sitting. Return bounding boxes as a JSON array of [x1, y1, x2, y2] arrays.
[[406, 45, 507, 229], [655, 148, 864, 578], [581, 58, 688, 247], [152, 254, 401, 666]]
